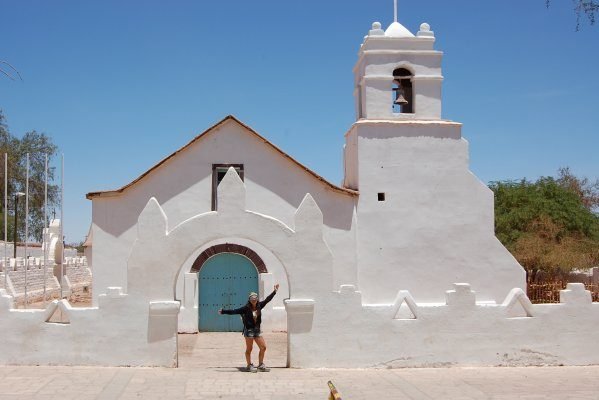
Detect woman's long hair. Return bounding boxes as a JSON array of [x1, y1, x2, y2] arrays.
[[246, 299, 261, 318]]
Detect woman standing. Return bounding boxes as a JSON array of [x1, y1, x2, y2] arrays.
[[219, 284, 279, 372]]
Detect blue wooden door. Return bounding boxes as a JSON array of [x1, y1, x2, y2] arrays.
[[198, 253, 259, 332]]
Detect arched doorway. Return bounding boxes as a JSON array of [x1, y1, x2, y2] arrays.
[[197, 253, 258, 332], [179, 242, 288, 369], [176, 239, 288, 334], [192, 243, 269, 332]]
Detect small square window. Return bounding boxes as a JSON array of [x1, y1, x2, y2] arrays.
[[378, 192, 385, 201]]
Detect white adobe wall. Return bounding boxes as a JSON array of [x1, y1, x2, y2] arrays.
[[347, 120, 525, 304], [125, 168, 334, 347], [0, 287, 179, 367], [1, 169, 327, 367], [287, 283, 599, 368], [3, 167, 598, 369], [91, 119, 356, 319]]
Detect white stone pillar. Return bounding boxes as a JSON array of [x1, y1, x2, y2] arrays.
[[184, 272, 197, 309], [178, 272, 199, 333], [259, 272, 273, 301]]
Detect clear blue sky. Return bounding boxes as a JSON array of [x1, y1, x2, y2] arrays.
[[1, 0, 598, 243]]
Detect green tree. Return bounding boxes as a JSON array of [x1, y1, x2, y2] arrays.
[[0, 110, 60, 243], [556, 167, 599, 212], [490, 171, 599, 280]]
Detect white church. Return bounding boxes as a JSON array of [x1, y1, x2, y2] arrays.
[[86, 18, 524, 333], [2, 12, 598, 368]]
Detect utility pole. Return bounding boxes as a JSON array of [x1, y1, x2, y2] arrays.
[[13, 192, 25, 258]]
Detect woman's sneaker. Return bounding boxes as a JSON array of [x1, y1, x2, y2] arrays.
[[257, 363, 270, 372], [246, 364, 257, 373]]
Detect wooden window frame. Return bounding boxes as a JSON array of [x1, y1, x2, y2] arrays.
[[212, 164, 244, 211]]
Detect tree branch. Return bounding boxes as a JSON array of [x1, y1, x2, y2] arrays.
[[0, 61, 23, 81]]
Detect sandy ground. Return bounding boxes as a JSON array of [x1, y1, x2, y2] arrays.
[[18, 288, 92, 309], [178, 332, 288, 369]]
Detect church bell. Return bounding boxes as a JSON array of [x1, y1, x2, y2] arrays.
[[393, 86, 409, 106]]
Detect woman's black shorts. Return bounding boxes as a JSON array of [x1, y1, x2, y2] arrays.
[[243, 328, 262, 338]]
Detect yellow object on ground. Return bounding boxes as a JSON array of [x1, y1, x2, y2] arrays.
[[328, 380, 342, 400]]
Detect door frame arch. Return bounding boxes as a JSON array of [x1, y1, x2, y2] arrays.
[[191, 243, 268, 274]]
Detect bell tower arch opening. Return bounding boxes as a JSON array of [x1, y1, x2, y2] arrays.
[[392, 67, 413, 114]]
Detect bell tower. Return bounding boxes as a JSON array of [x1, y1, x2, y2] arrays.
[[344, 9, 524, 305], [354, 20, 442, 120]]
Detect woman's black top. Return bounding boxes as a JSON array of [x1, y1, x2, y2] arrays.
[[221, 290, 277, 330]]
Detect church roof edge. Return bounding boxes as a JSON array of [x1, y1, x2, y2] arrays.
[[86, 115, 358, 200]]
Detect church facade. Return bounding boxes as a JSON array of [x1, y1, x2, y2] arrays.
[[86, 19, 524, 335]]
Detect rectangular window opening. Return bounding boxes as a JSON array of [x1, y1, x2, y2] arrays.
[[378, 192, 385, 202], [212, 164, 244, 211]]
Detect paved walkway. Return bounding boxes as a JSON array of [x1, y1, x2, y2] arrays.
[[0, 333, 598, 399]]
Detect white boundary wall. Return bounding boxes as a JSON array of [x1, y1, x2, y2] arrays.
[[1, 169, 598, 368], [288, 282, 599, 367], [0, 287, 179, 366]]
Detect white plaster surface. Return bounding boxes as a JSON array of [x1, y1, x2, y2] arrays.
[[91, 118, 356, 306], [2, 169, 598, 368], [124, 167, 333, 362], [126, 169, 332, 302], [385, 21, 415, 38], [345, 120, 525, 304], [0, 287, 179, 367], [288, 283, 599, 368], [355, 29, 440, 120]]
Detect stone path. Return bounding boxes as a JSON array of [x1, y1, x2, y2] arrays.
[[0, 332, 598, 399], [178, 332, 288, 369]]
